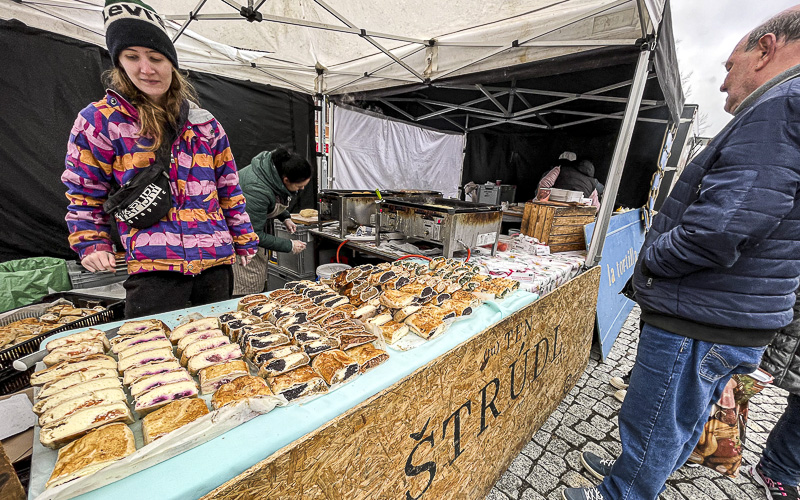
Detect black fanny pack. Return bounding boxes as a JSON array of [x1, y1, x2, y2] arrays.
[[103, 101, 188, 229]]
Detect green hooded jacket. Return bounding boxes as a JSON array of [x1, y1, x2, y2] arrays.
[[238, 150, 293, 253]]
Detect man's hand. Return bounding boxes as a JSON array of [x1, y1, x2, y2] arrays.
[[239, 254, 254, 267], [291, 240, 307, 254], [81, 251, 116, 273], [284, 220, 298, 234]]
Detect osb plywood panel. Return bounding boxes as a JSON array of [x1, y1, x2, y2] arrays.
[[205, 267, 601, 500]]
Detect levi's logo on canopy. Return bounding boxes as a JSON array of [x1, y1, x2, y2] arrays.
[[103, 3, 166, 30]]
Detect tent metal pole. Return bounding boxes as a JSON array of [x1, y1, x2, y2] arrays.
[[436, 83, 661, 106], [435, 39, 634, 48], [328, 101, 335, 190], [547, 105, 666, 127], [254, 67, 314, 94], [326, 46, 427, 94], [417, 102, 467, 131], [511, 78, 651, 119], [377, 99, 418, 122], [171, 0, 207, 43], [636, 0, 649, 39], [18, 0, 100, 11], [311, 0, 426, 80], [586, 46, 651, 268], [317, 95, 330, 190], [476, 85, 507, 115], [467, 118, 549, 131]]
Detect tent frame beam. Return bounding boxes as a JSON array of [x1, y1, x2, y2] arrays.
[[586, 46, 651, 267], [374, 74, 663, 130]]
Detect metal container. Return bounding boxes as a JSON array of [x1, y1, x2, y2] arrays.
[[317, 189, 441, 237], [478, 183, 517, 205], [378, 198, 502, 257], [274, 220, 315, 276]]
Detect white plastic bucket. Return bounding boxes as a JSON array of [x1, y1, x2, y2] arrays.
[[316, 263, 351, 281]]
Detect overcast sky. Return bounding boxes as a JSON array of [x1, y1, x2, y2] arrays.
[[671, 0, 799, 136]]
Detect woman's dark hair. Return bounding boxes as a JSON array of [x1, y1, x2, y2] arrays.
[[273, 147, 313, 182]]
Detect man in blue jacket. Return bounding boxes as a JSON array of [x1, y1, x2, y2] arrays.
[[564, 7, 800, 500]]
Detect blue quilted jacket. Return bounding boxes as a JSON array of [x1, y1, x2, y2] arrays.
[[633, 75, 800, 347]]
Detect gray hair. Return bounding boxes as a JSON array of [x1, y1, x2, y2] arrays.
[[745, 10, 800, 51]]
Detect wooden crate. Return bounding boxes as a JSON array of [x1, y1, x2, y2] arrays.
[[521, 202, 597, 252], [204, 267, 601, 500]]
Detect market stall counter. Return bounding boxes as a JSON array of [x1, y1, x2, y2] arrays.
[[26, 266, 599, 500]]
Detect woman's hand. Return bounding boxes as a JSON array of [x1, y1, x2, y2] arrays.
[[239, 254, 254, 267], [291, 240, 307, 254], [284, 219, 298, 234], [81, 251, 116, 273]]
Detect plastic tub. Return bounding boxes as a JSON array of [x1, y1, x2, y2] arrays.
[[316, 263, 351, 281]]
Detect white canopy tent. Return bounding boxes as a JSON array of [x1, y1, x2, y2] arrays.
[[2, 0, 679, 266], [2, 0, 664, 96]]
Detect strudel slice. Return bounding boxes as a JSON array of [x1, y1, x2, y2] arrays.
[[117, 348, 175, 374], [43, 341, 106, 367], [30, 355, 116, 386], [39, 368, 118, 398], [211, 375, 273, 410], [38, 388, 128, 426], [180, 336, 231, 366], [244, 333, 290, 358], [257, 352, 310, 378], [168, 317, 220, 344], [117, 319, 170, 337], [187, 344, 243, 375], [40, 401, 133, 449], [347, 344, 389, 374], [142, 398, 209, 445], [117, 339, 173, 361], [198, 359, 249, 394], [122, 360, 181, 386], [267, 366, 328, 402], [176, 329, 224, 356], [405, 307, 449, 340], [111, 331, 169, 354], [46, 423, 135, 489], [46, 329, 109, 352], [134, 380, 198, 415], [251, 345, 302, 366], [130, 369, 193, 398], [311, 349, 359, 386]]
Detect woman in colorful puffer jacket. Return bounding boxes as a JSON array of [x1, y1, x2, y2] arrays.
[[62, 0, 259, 318]]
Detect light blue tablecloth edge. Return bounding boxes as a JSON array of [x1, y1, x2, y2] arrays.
[[29, 290, 539, 500]]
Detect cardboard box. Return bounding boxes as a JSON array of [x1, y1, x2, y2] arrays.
[[0, 388, 34, 464]]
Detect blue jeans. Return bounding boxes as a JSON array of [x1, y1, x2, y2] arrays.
[[598, 323, 766, 500], [759, 392, 800, 486]]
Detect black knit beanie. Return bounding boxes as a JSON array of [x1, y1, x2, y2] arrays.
[[103, 0, 179, 69]]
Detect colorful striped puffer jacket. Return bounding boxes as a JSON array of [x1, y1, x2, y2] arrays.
[[62, 90, 259, 275]]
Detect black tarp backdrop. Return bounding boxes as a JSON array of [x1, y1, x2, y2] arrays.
[[0, 19, 315, 263]]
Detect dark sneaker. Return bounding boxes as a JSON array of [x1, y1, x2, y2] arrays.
[[751, 466, 800, 500], [562, 487, 606, 500], [581, 451, 616, 481]]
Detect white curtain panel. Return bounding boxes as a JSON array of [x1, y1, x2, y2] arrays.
[[331, 106, 464, 198]]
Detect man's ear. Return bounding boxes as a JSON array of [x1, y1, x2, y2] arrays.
[[755, 33, 778, 71]]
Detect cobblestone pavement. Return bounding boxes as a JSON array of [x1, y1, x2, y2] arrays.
[[487, 305, 789, 500]]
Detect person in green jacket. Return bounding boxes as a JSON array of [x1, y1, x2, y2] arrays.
[[233, 148, 313, 295]]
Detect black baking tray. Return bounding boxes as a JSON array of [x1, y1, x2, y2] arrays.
[[0, 292, 124, 395]]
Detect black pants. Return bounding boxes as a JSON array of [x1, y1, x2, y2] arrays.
[[123, 265, 234, 318]]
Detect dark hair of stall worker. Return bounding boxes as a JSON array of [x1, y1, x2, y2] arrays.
[[272, 147, 313, 184], [104, 66, 199, 151]]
